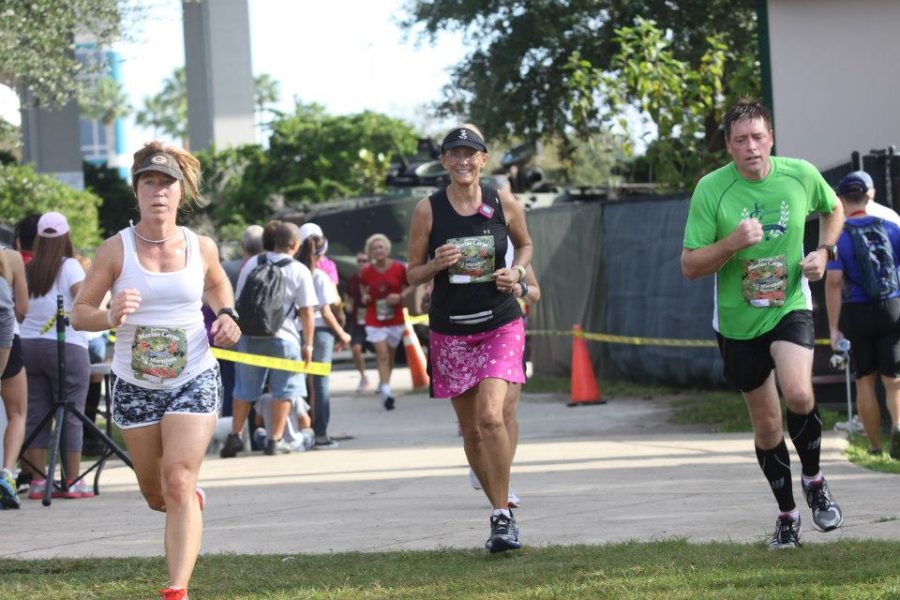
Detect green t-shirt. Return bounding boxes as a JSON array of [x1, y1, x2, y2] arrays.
[[683, 156, 837, 339]]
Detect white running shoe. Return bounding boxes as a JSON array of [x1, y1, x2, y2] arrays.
[[507, 488, 521, 509]]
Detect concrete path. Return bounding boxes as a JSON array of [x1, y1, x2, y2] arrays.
[[3, 366, 898, 558]]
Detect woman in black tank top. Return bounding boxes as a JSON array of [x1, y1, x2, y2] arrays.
[[407, 125, 533, 553]]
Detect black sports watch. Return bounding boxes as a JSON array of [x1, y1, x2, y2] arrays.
[[817, 244, 837, 262], [217, 307, 240, 323], [518, 282, 529, 298]]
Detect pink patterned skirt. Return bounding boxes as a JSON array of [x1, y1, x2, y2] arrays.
[[428, 318, 526, 399]]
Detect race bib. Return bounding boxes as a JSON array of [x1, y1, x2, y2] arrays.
[[131, 326, 188, 383], [375, 298, 394, 321], [448, 236, 495, 284], [742, 256, 787, 307], [356, 306, 367, 325]]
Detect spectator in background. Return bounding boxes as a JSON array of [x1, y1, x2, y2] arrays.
[[222, 224, 264, 291], [360, 233, 411, 411], [298, 224, 351, 449], [72, 142, 241, 600], [825, 171, 900, 459], [301, 222, 339, 285], [20, 212, 92, 500], [0, 245, 24, 508], [345, 251, 372, 392], [14, 213, 40, 264], [222, 221, 317, 457], [217, 225, 265, 419]]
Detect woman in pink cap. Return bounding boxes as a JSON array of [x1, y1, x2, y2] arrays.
[[72, 142, 241, 600], [19, 211, 93, 500]]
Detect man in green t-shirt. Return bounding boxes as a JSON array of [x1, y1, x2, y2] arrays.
[[682, 98, 845, 550]]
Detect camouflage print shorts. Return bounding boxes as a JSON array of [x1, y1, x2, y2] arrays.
[[111, 367, 222, 429]]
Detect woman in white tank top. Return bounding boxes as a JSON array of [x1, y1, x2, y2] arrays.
[[72, 142, 241, 600]]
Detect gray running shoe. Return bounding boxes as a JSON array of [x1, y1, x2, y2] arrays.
[[485, 511, 522, 553], [768, 513, 802, 550], [219, 433, 244, 458], [802, 478, 843, 531], [313, 436, 339, 450], [264, 437, 292, 455]]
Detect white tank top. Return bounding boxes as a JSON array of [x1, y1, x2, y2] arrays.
[[111, 227, 216, 389]]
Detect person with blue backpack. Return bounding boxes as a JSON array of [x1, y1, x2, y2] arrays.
[[825, 171, 900, 459]]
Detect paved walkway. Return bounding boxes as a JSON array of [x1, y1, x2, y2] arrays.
[[3, 366, 898, 558]]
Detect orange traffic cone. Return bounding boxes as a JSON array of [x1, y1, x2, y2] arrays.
[[403, 310, 430, 389], [569, 324, 604, 406]]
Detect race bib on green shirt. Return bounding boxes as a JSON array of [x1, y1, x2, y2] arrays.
[[742, 256, 787, 307]]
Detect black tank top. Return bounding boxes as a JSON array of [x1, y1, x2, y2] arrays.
[[427, 186, 522, 334]]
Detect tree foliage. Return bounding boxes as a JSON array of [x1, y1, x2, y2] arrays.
[[79, 77, 131, 126], [83, 161, 137, 238], [401, 0, 759, 187], [135, 67, 189, 146], [0, 164, 102, 248], [265, 103, 419, 203], [0, 1, 137, 109], [136, 67, 283, 146]]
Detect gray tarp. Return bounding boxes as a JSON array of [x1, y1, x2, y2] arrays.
[[528, 197, 725, 386], [528, 203, 606, 377]]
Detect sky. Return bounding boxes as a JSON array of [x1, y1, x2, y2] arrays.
[[1, 0, 466, 152], [118, 0, 465, 148]]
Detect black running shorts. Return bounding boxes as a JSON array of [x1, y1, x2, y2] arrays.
[[839, 297, 900, 378], [715, 310, 815, 392]]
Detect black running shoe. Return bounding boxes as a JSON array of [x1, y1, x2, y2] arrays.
[[768, 514, 801, 550], [220, 433, 244, 458], [485, 511, 522, 553], [383, 396, 395, 411], [802, 478, 843, 532], [890, 425, 900, 460]]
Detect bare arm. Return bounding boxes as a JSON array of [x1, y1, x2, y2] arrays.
[[298, 306, 314, 364], [521, 266, 541, 303], [199, 236, 240, 348], [502, 190, 533, 271], [681, 218, 763, 280], [320, 304, 351, 348], [72, 236, 128, 332], [6, 250, 27, 322], [407, 198, 441, 285], [800, 201, 845, 281], [824, 269, 844, 349]]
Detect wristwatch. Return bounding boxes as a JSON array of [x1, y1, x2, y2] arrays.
[[217, 307, 240, 322], [518, 282, 529, 298], [817, 244, 837, 262]]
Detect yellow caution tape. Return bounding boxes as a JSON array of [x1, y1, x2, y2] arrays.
[[405, 313, 429, 326], [110, 334, 331, 374], [527, 329, 833, 348], [211, 347, 331, 375], [39, 312, 69, 335]]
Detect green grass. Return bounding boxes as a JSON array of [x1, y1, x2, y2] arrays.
[[844, 434, 900, 474], [2, 540, 899, 599]]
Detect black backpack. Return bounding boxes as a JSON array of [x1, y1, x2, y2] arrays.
[[845, 217, 900, 300], [235, 255, 295, 336]]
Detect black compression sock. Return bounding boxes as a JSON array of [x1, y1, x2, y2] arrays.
[[755, 439, 795, 512], [786, 406, 822, 478]]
